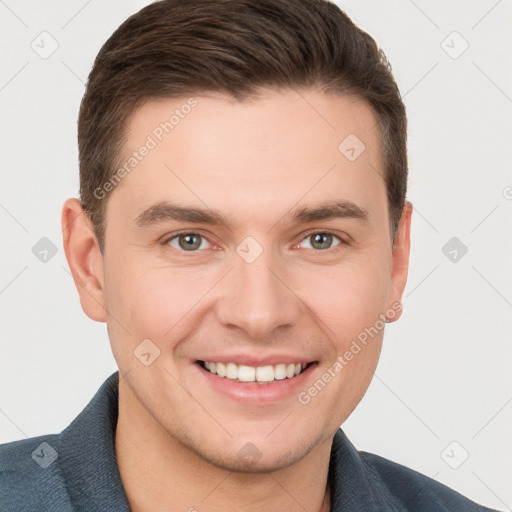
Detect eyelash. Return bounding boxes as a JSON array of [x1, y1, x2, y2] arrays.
[[162, 231, 215, 255], [162, 229, 347, 254], [296, 229, 346, 252]]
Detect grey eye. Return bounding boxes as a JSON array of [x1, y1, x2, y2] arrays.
[[301, 233, 341, 250], [168, 233, 210, 251]]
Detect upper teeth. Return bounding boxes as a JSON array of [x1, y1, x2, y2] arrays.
[[203, 361, 306, 382]]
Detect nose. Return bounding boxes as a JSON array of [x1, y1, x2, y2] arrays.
[[214, 254, 302, 340]]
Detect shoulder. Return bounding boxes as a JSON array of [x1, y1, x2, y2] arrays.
[[0, 434, 73, 511], [0, 373, 127, 512], [360, 450, 498, 512], [328, 430, 499, 511]]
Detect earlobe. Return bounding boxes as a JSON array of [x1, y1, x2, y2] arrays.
[[387, 201, 413, 323], [61, 198, 107, 322]]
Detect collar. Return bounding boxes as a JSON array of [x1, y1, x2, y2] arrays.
[[57, 372, 400, 511]]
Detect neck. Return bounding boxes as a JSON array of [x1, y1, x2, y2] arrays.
[[115, 378, 332, 512]]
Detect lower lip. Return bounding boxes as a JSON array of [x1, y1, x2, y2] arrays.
[[194, 362, 317, 403]]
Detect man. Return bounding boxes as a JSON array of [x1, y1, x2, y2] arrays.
[[0, 0, 499, 510]]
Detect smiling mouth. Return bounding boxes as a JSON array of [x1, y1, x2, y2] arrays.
[[197, 360, 312, 384]]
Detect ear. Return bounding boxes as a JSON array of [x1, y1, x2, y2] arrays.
[[61, 198, 106, 322], [386, 201, 413, 322]]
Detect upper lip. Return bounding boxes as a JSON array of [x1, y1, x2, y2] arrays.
[[196, 355, 316, 366]]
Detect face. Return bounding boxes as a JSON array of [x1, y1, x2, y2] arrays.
[[69, 89, 411, 472]]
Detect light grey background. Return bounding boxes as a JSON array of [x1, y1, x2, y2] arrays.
[[1, 1, 510, 510]]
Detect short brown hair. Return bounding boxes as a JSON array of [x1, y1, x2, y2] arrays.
[[78, 0, 407, 252]]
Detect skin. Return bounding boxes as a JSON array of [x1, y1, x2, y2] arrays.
[[62, 89, 412, 512]]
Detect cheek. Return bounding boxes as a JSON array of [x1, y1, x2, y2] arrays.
[[103, 261, 216, 373], [338, 336, 383, 421], [293, 255, 391, 341], [123, 265, 215, 338]]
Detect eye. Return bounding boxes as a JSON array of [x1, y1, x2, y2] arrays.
[[299, 231, 342, 251], [166, 233, 212, 251]]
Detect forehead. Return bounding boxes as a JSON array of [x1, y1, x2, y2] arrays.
[[107, 89, 386, 228]]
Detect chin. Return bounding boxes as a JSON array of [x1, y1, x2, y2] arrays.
[[180, 427, 327, 474]]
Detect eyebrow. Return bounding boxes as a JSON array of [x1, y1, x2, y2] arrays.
[[134, 200, 368, 228], [135, 202, 227, 227], [291, 201, 368, 223]]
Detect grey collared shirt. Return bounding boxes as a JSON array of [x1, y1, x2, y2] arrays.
[[0, 373, 499, 511]]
